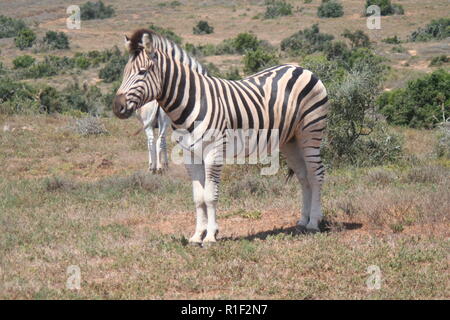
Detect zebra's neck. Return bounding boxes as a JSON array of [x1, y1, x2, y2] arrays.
[[156, 51, 222, 133]]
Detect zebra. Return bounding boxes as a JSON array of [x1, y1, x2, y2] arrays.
[[113, 29, 329, 245], [135, 101, 171, 173]]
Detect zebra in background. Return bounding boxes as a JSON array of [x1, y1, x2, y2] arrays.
[[113, 29, 329, 245], [135, 101, 170, 173]]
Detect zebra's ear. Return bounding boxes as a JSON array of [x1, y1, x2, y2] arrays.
[[124, 35, 131, 52], [142, 33, 154, 54]]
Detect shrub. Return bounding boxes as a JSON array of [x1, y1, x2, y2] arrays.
[[435, 124, 450, 158], [429, 55, 449, 67], [13, 55, 36, 69], [157, 1, 182, 8], [99, 50, 128, 83], [75, 56, 91, 69], [80, 1, 115, 20], [61, 82, 104, 115], [320, 56, 403, 167], [149, 24, 182, 45], [205, 62, 241, 80], [264, 0, 293, 19], [14, 29, 36, 50], [243, 47, 279, 73], [382, 35, 401, 44], [71, 116, 108, 136], [186, 33, 264, 57], [20, 56, 75, 79], [377, 69, 450, 128], [193, 21, 214, 35], [342, 29, 371, 48], [0, 15, 27, 38], [281, 24, 334, 55], [409, 18, 450, 42], [233, 32, 261, 53], [317, 0, 344, 18], [365, 0, 404, 16], [0, 77, 39, 115], [36, 86, 62, 113], [43, 31, 70, 50]]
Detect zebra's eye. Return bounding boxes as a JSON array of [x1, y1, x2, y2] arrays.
[[138, 69, 147, 75]]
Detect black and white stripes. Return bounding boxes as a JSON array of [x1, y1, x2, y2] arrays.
[[113, 29, 329, 243]]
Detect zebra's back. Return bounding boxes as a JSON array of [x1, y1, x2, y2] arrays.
[[224, 64, 329, 146]]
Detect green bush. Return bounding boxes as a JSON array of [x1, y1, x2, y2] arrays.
[[323, 64, 403, 167], [80, 1, 115, 20], [0, 15, 27, 38], [281, 24, 334, 55], [14, 29, 36, 50], [20, 56, 75, 79], [205, 62, 241, 80], [342, 29, 371, 48], [429, 55, 449, 67], [409, 18, 450, 42], [0, 77, 39, 115], [264, 0, 293, 19], [75, 56, 91, 69], [233, 33, 261, 53], [149, 24, 183, 45], [435, 124, 450, 158], [193, 21, 214, 35], [13, 55, 36, 69], [377, 69, 450, 128], [365, 0, 404, 16], [43, 31, 70, 50], [99, 48, 128, 83], [61, 82, 104, 114], [243, 47, 279, 73], [157, 1, 182, 8], [382, 35, 401, 44], [317, 0, 344, 18], [185, 32, 264, 57]]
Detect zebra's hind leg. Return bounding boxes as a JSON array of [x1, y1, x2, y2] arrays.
[[298, 139, 325, 233], [156, 115, 169, 172], [281, 139, 312, 230], [145, 126, 157, 173]]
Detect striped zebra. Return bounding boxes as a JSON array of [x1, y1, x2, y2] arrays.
[[135, 101, 170, 173], [113, 29, 329, 245]]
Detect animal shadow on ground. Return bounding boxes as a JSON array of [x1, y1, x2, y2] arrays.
[[221, 220, 363, 242]]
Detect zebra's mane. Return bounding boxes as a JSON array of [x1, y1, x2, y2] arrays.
[[129, 28, 208, 76]]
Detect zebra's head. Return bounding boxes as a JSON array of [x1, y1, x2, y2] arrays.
[[113, 30, 162, 119]]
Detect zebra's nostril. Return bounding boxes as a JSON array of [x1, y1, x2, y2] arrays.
[[113, 94, 132, 119]]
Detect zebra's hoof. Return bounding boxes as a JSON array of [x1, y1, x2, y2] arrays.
[[188, 241, 202, 247], [202, 241, 217, 248], [295, 224, 307, 234], [306, 227, 320, 234]]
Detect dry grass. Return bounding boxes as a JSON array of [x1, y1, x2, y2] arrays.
[[0, 115, 449, 299]]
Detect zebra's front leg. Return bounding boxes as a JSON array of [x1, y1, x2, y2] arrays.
[[202, 162, 223, 245], [186, 163, 207, 244]]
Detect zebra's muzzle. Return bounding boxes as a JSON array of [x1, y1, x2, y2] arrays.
[[113, 94, 133, 119]]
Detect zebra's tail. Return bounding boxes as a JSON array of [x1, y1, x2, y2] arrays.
[[285, 168, 295, 184]]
